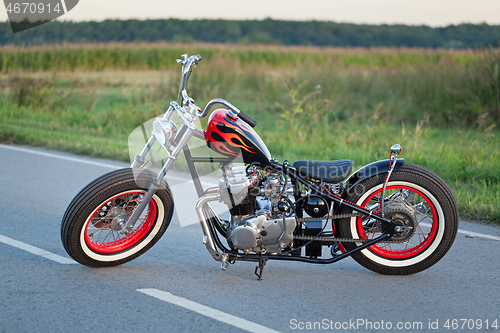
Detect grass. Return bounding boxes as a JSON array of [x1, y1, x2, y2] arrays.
[[0, 44, 499, 223], [0, 43, 482, 72]]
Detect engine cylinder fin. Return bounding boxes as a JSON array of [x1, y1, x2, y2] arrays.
[[229, 195, 256, 216]]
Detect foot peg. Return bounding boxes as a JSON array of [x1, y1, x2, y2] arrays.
[[221, 254, 230, 271]]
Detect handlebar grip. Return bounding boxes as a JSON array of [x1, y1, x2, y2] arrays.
[[238, 111, 257, 128]]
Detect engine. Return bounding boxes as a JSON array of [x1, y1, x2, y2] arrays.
[[219, 164, 296, 254]]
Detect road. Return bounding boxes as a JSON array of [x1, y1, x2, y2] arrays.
[[1, 144, 499, 333]]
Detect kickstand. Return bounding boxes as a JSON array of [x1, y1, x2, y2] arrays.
[[254, 257, 268, 280]]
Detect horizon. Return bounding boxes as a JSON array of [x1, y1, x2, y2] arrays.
[[1, 0, 499, 28], [8, 17, 500, 28]]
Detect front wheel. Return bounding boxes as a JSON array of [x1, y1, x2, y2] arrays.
[[61, 168, 174, 267], [338, 163, 458, 275]]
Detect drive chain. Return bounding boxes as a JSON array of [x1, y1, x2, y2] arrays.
[[295, 213, 409, 244], [295, 213, 362, 222]]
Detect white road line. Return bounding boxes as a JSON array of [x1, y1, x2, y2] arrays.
[[0, 144, 122, 169], [420, 222, 500, 241], [456, 229, 500, 240], [0, 234, 76, 264], [0, 144, 218, 186], [137, 288, 281, 333]]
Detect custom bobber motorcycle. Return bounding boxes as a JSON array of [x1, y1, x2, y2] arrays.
[[61, 54, 459, 279]]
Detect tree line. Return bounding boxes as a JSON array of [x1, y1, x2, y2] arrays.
[[1, 18, 499, 48]]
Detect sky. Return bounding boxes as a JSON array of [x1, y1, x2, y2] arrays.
[[1, 0, 499, 27]]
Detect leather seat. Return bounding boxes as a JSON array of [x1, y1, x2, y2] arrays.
[[293, 159, 353, 183]]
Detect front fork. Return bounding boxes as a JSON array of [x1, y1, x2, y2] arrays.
[[121, 105, 196, 235]]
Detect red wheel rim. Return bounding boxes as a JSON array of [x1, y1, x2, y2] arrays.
[[357, 185, 438, 259], [84, 191, 157, 254]]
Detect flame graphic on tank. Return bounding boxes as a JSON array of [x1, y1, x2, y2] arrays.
[[205, 109, 271, 167], [211, 124, 256, 156]]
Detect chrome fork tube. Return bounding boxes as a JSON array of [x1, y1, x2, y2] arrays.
[[195, 189, 223, 261], [122, 123, 195, 235], [131, 135, 156, 168], [154, 124, 193, 183]]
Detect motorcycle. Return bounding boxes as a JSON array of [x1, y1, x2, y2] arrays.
[[61, 54, 459, 279]]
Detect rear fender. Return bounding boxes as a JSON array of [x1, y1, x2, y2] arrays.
[[341, 158, 404, 198]]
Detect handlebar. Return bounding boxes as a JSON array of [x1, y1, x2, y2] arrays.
[[197, 98, 258, 128], [176, 54, 257, 128], [177, 54, 202, 90], [176, 54, 202, 66], [238, 111, 258, 128]]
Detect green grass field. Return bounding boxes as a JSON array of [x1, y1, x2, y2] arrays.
[[1, 44, 499, 222]]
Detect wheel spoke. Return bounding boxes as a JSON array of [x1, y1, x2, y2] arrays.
[[94, 229, 104, 241], [110, 230, 118, 243], [84, 191, 158, 254], [356, 184, 440, 259], [417, 224, 426, 243], [101, 231, 111, 243]]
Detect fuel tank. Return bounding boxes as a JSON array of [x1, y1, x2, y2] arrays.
[[205, 109, 272, 167]]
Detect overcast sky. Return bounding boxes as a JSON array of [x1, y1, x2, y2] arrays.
[[2, 0, 499, 27]]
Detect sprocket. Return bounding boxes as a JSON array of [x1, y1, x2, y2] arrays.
[[383, 200, 418, 243]]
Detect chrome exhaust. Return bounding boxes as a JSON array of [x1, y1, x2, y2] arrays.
[[195, 188, 223, 261]]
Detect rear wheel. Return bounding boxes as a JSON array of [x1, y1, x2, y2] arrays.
[[61, 168, 174, 267], [338, 163, 458, 275]]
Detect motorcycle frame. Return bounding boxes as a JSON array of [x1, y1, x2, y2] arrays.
[[128, 105, 397, 265], [125, 54, 399, 266]]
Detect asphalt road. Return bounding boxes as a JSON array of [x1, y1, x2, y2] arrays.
[[1, 144, 499, 333]]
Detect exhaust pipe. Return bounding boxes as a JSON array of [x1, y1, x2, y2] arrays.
[[195, 188, 223, 261]]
